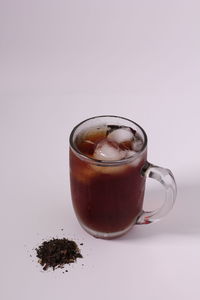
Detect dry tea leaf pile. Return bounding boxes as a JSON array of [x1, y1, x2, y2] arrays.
[[36, 238, 82, 271]]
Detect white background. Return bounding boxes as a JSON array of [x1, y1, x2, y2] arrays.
[[1, 1, 200, 299]]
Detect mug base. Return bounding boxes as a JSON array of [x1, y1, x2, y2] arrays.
[[80, 222, 134, 239]]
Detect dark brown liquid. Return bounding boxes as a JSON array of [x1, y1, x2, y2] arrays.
[[70, 126, 147, 233]]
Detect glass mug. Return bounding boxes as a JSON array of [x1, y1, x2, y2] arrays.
[[69, 116, 177, 239]]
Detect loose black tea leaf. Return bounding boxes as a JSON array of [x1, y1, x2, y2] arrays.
[[36, 238, 82, 271]]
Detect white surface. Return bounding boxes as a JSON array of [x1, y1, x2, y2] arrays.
[[1, 1, 200, 299]]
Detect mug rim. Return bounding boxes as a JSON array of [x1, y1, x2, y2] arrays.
[[69, 115, 148, 166]]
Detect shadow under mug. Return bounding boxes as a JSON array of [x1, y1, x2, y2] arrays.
[[69, 115, 177, 239]]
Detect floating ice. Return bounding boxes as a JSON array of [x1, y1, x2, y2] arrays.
[[93, 140, 125, 161], [132, 138, 143, 152], [125, 150, 136, 158], [107, 128, 134, 144], [81, 125, 107, 142], [92, 164, 128, 174], [84, 139, 95, 145]]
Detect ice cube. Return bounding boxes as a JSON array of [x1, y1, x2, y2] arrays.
[[107, 128, 134, 144], [132, 138, 143, 151], [92, 164, 128, 174], [131, 157, 142, 167], [82, 126, 107, 143], [125, 150, 136, 158], [93, 140, 125, 161], [73, 163, 96, 183]]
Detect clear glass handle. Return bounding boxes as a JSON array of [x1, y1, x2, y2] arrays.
[[136, 162, 177, 224]]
